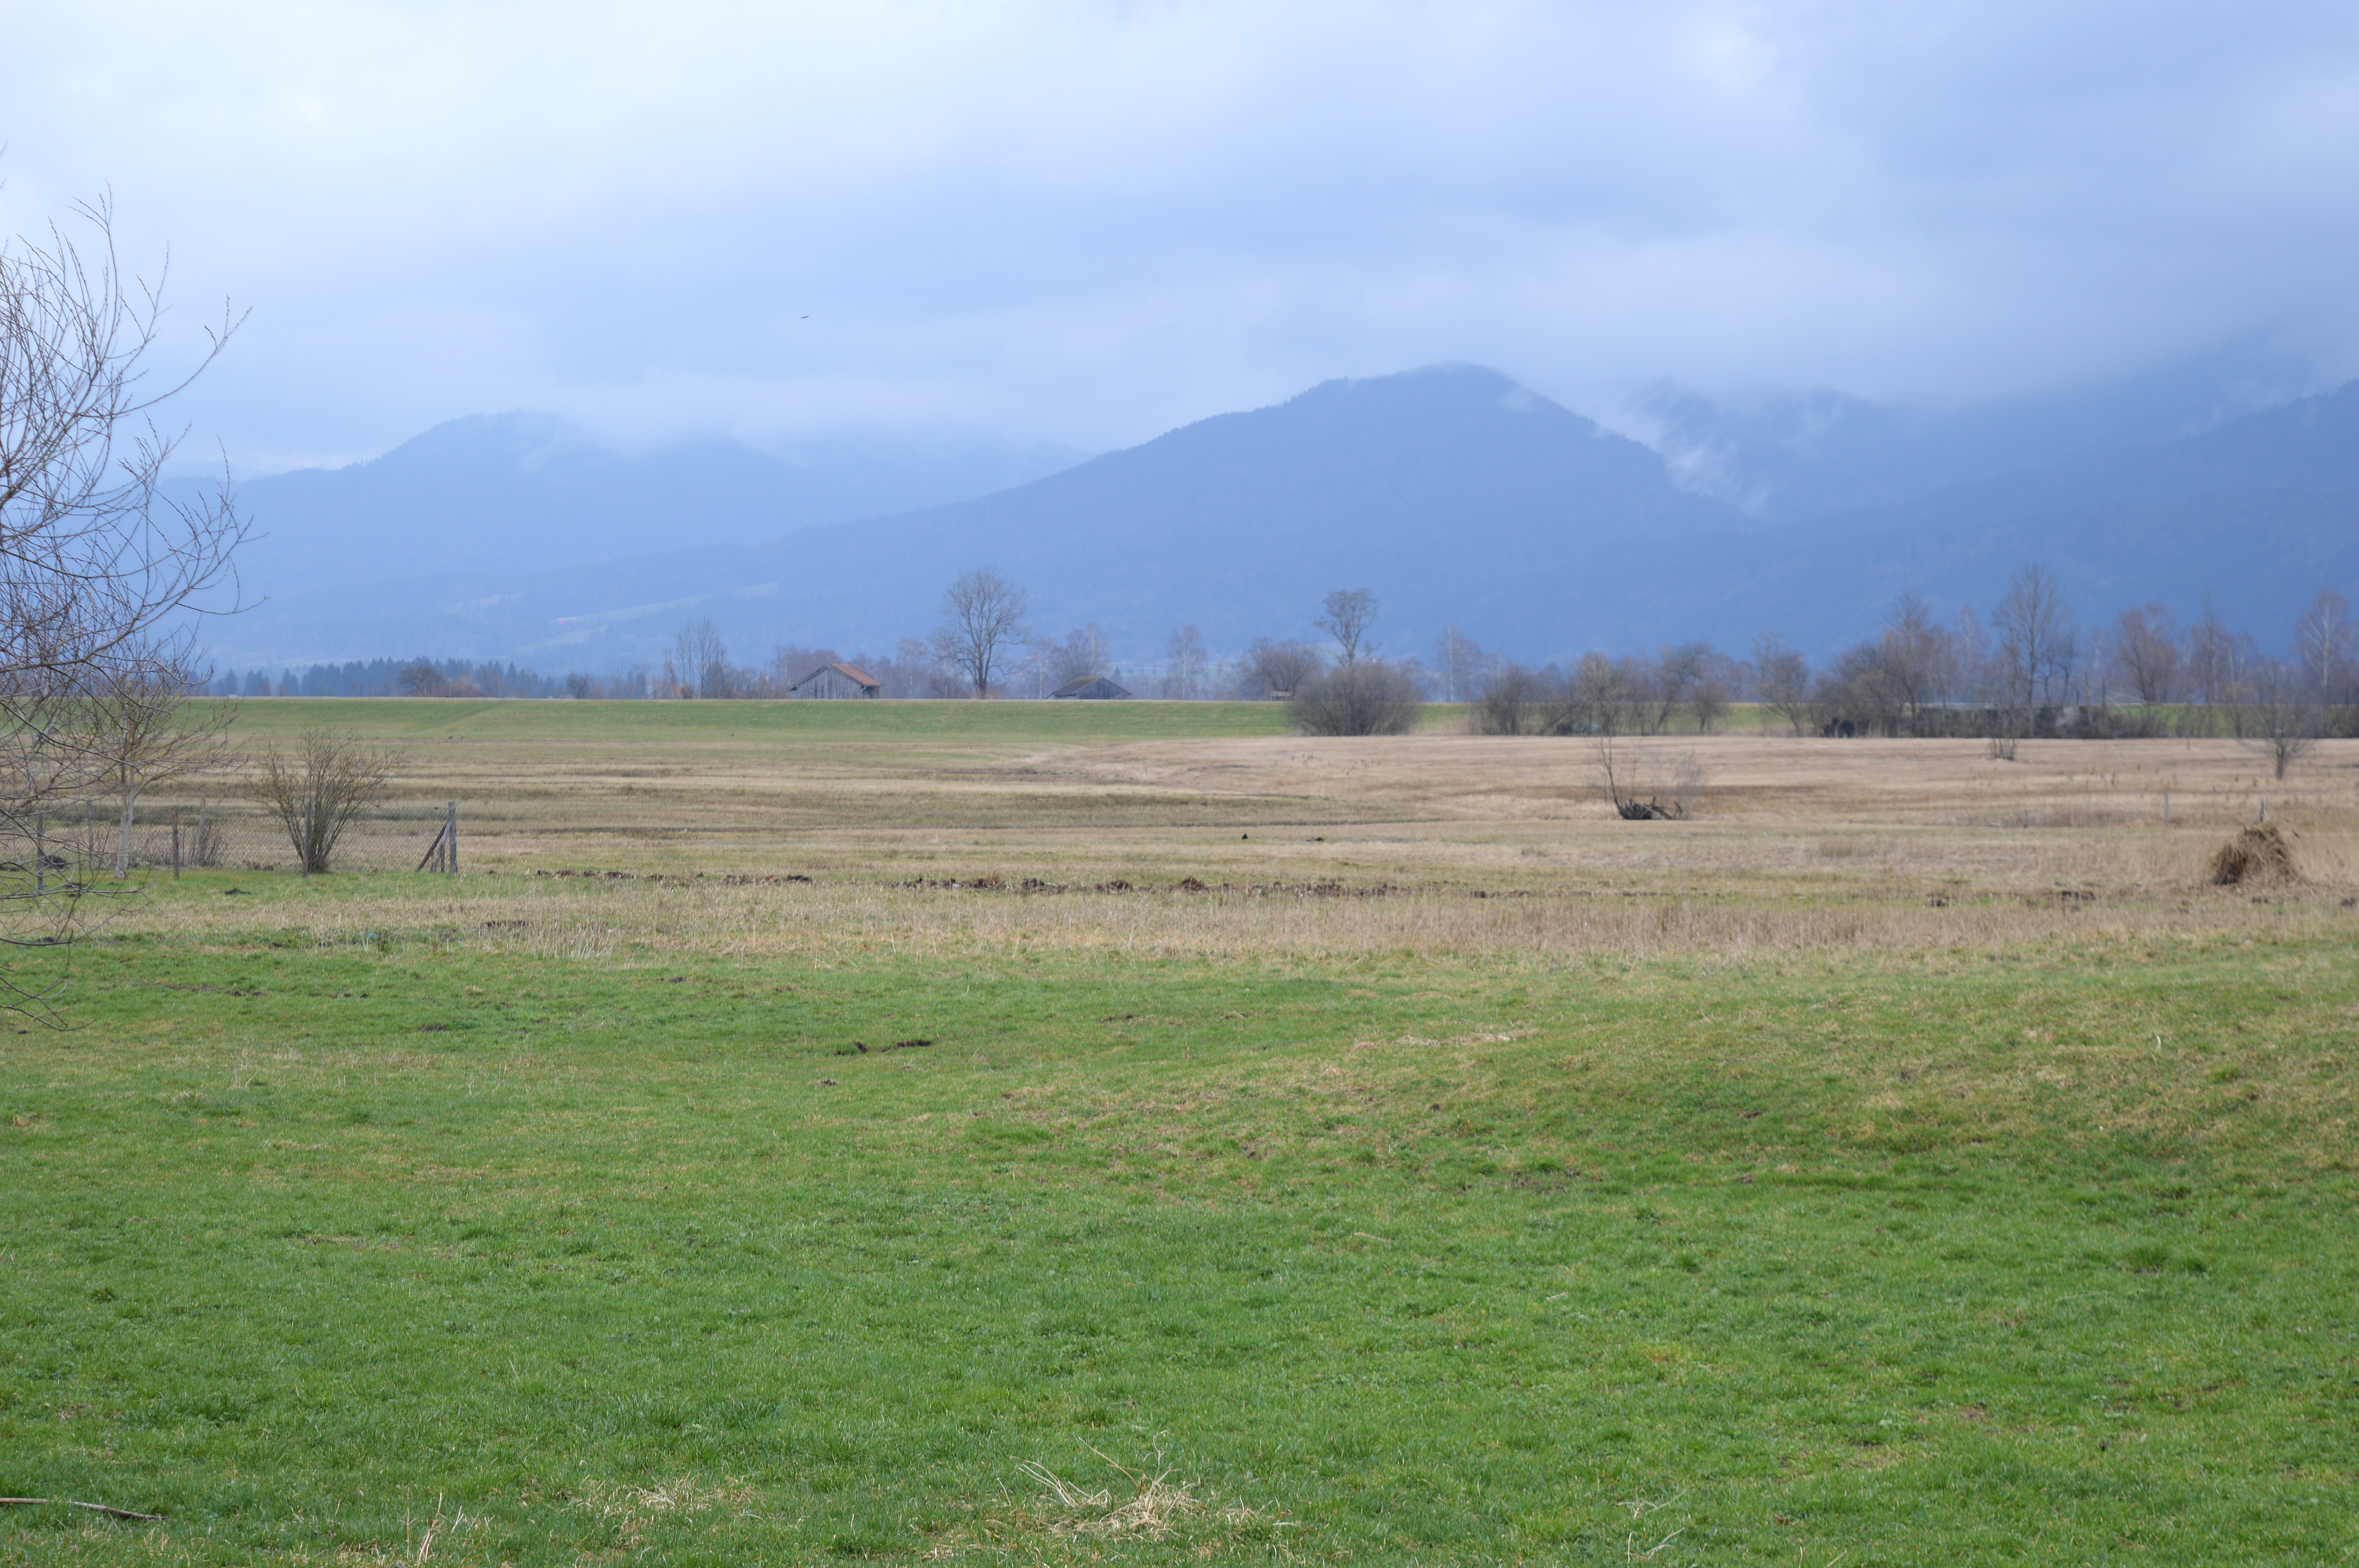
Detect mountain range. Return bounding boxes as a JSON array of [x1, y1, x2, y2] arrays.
[[194, 358, 2359, 677]]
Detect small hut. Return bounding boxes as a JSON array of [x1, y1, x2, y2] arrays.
[[1050, 675, 1132, 700], [789, 662, 884, 699]]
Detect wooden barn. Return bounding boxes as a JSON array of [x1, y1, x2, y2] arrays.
[[1050, 675, 1132, 700], [788, 662, 884, 699]]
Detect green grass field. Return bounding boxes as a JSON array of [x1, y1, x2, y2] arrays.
[[213, 697, 1312, 744], [3, 864, 2354, 1564]]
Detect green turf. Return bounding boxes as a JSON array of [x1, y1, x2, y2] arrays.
[[213, 697, 1310, 744], [2, 880, 2353, 1563]]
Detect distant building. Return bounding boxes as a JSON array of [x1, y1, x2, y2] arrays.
[[1050, 675, 1132, 700], [789, 662, 884, 699]]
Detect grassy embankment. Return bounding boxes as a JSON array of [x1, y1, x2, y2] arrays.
[[214, 697, 1322, 743], [3, 711, 2354, 1563]]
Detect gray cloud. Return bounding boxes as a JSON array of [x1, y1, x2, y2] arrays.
[[8, 0, 2357, 469]]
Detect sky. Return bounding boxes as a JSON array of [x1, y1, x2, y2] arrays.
[[8, 0, 2359, 472]]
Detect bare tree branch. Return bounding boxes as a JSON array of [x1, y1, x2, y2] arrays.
[[932, 568, 1029, 699], [1316, 588, 1378, 668], [0, 191, 249, 1012]]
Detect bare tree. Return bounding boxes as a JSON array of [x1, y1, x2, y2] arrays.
[[252, 731, 398, 873], [1558, 652, 1632, 735], [2108, 605, 2181, 706], [2235, 659, 2320, 780], [0, 191, 248, 1004], [1647, 642, 1710, 732], [664, 619, 729, 699], [1240, 637, 1323, 699], [1043, 624, 1108, 688], [1691, 668, 1731, 733], [396, 661, 444, 697], [2295, 590, 2354, 703], [1163, 624, 1207, 699], [1751, 633, 1811, 735], [93, 656, 231, 877], [1316, 588, 1378, 668], [1990, 564, 2075, 735], [1432, 625, 1486, 703], [932, 567, 1029, 698], [1880, 595, 1949, 733], [1816, 638, 1907, 735], [2182, 599, 2240, 728]]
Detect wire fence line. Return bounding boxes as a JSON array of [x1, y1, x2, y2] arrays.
[[9, 799, 465, 878]]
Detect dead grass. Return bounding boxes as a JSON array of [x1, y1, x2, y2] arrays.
[[567, 1474, 755, 1544], [165, 724, 2359, 873], [926, 1451, 1290, 1560], [2208, 823, 2303, 886], [333, 1496, 477, 1565], [97, 729, 2359, 964]]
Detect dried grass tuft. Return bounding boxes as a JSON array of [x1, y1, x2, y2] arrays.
[[335, 1495, 471, 1566], [931, 1449, 1291, 1557], [568, 1474, 753, 1541], [2208, 824, 2300, 886]]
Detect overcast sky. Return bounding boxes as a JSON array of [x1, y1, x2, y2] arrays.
[[9, 1, 2359, 470]]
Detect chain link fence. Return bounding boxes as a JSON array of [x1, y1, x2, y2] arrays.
[[17, 797, 465, 877]]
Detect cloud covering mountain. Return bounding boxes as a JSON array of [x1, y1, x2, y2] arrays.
[[10, 4, 2359, 469], [202, 364, 2359, 679]]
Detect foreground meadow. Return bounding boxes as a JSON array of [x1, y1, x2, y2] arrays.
[[4, 702, 2355, 1564]]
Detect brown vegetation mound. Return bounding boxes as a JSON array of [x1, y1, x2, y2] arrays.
[[2208, 824, 2299, 886]]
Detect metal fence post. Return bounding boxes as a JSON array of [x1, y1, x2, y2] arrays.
[[34, 813, 42, 896], [447, 801, 458, 873], [173, 808, 181, 880]]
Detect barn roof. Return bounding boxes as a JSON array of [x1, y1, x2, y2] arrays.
[[1050, 675, 1132, 698], [794, 662, 882, 690]]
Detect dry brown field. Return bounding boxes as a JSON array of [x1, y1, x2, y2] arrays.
[[140, 704, 2359, 965]]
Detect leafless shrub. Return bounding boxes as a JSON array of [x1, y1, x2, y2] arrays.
[[2233, 661, 2321, 780], [1288, 660, 1422, 735], [252, 731, 398, 873], [1473, 662, 1544, 734], [1597, 735, 1705, 818], [1239, 637, 1323, 699], [1670, 750, 1707, 815]]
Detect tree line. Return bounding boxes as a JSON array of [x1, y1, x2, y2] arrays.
[[233, 565, 2359, 769]]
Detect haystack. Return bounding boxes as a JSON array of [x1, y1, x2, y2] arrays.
[[2208, 824, 2299, 886]]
